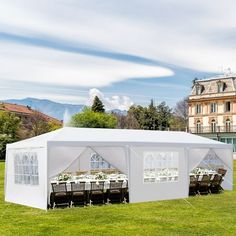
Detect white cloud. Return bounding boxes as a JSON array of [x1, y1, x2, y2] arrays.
[[88, 88, 134, 110], [1, 0, 236, 75], [1, 0, 236, 112], [0, 41, 173, 87]]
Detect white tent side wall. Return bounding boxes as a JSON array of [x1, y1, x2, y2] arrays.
[[128, 146, 189, 203], [91, 146, 127, 174], [5, 146, 48, 210], [188, 147, 233, 190], [48, 145, 86, 179], [214, 148, 233, 190]]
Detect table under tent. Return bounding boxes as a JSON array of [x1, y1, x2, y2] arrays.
[[5, 127, 233, 210]]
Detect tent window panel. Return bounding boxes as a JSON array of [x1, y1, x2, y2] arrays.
[[14, 152, 39, 185], [143, 151, 179, 183], [90, 153, 112, 170], [194, 150, 224, 171]]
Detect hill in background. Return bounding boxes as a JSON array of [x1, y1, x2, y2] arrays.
[[3, 98, 127, 120], [3, 98, 84, 121]]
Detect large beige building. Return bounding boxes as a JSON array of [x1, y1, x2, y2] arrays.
[[188, 74, 236, 151]]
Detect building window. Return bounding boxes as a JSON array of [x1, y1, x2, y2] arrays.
[[143, 151, 179, 183], [14, 152, 39, 185], [196, 120, 202, 133], [90, 153, 112, 170], [211, 119, 216, 133], [196, 85, 203, 95], [217, 81, 225, 93], [225, 119, 231, 132], [220, 138, 236, 151], [225, 101, 231, 112], [196, 104, 202, 114], [210, 103, 217, 113]]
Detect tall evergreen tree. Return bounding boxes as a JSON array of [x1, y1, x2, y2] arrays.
[[91, 96, 105, 113]]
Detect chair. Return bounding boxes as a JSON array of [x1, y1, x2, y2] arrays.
[[189, 175, 198, 196], [107, 180, 123, 203], [210, 174, 223, 193], [217, 168, 227, 177], [70, 182, 87, 206], [89, 181, 105, 205], [197, 174, 210, 195], [51, 182, 70, 208]]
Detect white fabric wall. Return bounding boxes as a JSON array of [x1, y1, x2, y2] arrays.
[[48, 146, 86, 178], [63, 148, 92, 173], [91, 146, 127, 174], [128, 146, 188, 203], [5, 147, 48, 210], [214, 148, 233, 190], [188, 147, 233, 190], [188, 148, 210, 172]]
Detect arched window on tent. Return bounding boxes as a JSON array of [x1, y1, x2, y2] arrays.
[[211, 119, 216, 133], [90, 153, 112, 170], [225, 119, 231, 132], [196, 120, 202, 133]]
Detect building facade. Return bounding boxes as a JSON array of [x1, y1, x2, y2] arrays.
[[188, 74, 236, 151]]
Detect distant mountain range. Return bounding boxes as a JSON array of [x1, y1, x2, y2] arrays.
[[3, 98, 127, 120], [3, 98, 84, 121]]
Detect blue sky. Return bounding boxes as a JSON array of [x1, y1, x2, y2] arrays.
[[0, 0, 235, 109]]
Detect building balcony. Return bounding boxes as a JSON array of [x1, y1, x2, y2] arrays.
[[189, 126, 234, 134]]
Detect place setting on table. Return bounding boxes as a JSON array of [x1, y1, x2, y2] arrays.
[[50, 171, 128, 191], [189, 167, 225, 180]]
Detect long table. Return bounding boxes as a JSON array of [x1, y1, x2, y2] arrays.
[[50, 178, 128, 192]]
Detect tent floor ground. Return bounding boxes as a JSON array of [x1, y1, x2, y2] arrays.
[[1, 161, 236, 235]]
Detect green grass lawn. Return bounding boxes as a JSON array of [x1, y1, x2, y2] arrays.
[[0, 161, 236, 236]]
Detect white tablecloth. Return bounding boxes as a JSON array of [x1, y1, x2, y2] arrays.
[[51, 178, 127, 191]]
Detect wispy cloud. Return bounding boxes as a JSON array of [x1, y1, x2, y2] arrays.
[[0, 41, 174, 87], [126, 80, 189, 90], [0, 0, 235, 106], [1, 0, 235, 73]]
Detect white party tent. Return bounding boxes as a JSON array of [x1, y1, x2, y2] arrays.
[[5, 127, 233, 210]]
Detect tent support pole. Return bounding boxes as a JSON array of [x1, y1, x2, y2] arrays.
[[126, 145, 131, 203], [46, 143, 50, 210]]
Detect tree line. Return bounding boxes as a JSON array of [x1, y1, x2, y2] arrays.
[[0, 110, 61, 159], [70, 96, 188, 131], [0, 96, 188, 159]]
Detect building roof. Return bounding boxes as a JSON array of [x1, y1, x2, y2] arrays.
[[0, 102, 61, 124], [190, 74, 236, 97]]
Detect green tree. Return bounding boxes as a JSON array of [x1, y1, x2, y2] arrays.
[[48, 120, 63, 131], [0, 111, 21, 138], [0, 111, 21, 159], [127, 100, 172, 130], [70, 108, 117, 128], [114, 111, 140, 129], [156, 102, 172, 130], [29, 111, 51, 136], [173, 97, 189, 128], [91, 96, 105, 113]]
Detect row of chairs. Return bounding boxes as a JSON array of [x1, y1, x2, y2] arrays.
[[50, 180, 129, 208], [189, 174, 224, 195]]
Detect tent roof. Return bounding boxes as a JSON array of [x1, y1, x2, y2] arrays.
[[7, 127, 231, 149]]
